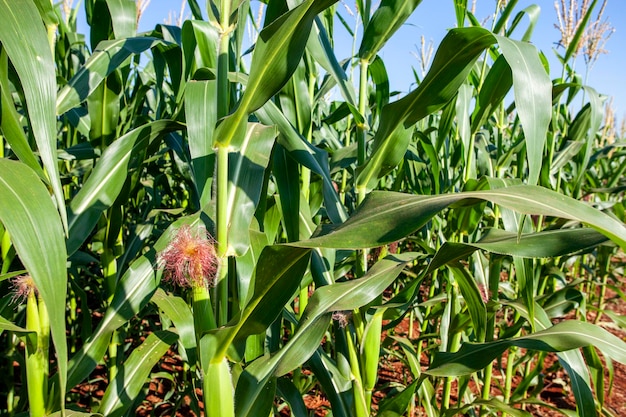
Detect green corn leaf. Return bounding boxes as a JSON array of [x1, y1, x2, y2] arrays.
[[186, 0, 203, 20], [48, 411, 103, 417], [457, 83, 474, 180], [506, 5, 541, 42], [98, 330, 177, 417], [226, 123, 278, 256], [505, 301, 596, 417], [357, 27, 495, 192], [358, 0, 423, 63], [32, 0, 59, 25], [273, 144, 302, 243], [214, 0, 337, 150], [65, 215, 202, 390], [0, 315, 34, 334], [541, 286, 584, 318], [57, 37, 164, 115], [307, 17, 357, 105], [306, 350, 352, 417], [495, 35, 551, 185], [151, 289, 197, 364], [256, 100, 347, 223], [471, 55, 512, 133], [369, 55, 390, 115], [378, 377, 421, 415], [449, 265, 487, 341], [208, 245, 312, 361], [185, 77, 217, 206], [278, 59, 311, 135], [0, 159, 68, 407], [242, 0, 337, 115], [294, 185, 626, 250], [582, 345, 606, 410], [357, 28, 551, 191], [0, 0, 67, 231], [427, 228, 609, 274], [276, 377, 309, 417], [234, 253, 418, 416], [87, 72, 122, 144], [181, 20, 219, 78], [426, 320, 626, 377], [104, 0, 137, 39], [67, 120, 181, 255], [236, 229, 270, 310], [574, 87, 603, 190], [560, 354, 596, 417], [0, 51, 47, 181], [492, 0, 518, 35], [88, 0, 114, 49], [444, 398, 532, 417]]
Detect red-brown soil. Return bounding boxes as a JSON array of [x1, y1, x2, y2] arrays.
[[64, 278, 626, 417]]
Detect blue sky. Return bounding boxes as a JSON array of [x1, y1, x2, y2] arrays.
[[80, 0, 626, 123]]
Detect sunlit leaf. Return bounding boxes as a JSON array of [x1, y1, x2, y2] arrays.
[[57, 37, 164, 115], [0, 0, 66, 231], [214, 0, 337, 150], [358, 0, 423, 63], [295, 185, 626, 250], [0, 160, 67, 406], [426, 320, 626, 376]]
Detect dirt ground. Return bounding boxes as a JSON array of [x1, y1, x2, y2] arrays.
[[65, 281, 626, 417]]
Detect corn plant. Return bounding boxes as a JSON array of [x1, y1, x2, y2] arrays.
[[1, 0, 625, 416]]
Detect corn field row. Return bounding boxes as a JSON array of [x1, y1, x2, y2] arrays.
[[0, 0, 625, 416]]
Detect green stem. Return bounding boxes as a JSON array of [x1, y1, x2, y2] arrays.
[[193, 283, 226, 417], [504, 315, 522, 412], [215, 145, 229, 325], [357, 59, 368, 167], [193, 284, 217, 341], [215, 0, 232, 328], [362, 310, 383, 411], [69, 288, 78, 354], [354, 60, 369, 270], [503, 348, 517, 417], [205, 358, 235, 417], [25, 292, 46, 417], [417, 270, 438, 361], [593, 248, 612, 324], [7, 333, 16, 416], [339, 121, 351, 205], [481, 256, 503, 413], [103, 241, 119, 382], [442, 286, 462, 413], [209, 5, 233, 408], [346, 327, 368, 417], [217, 4, 231, 121], [441, 330, 462, 412], [298, 285, 309, 319], [37, 296, 50, 405], [108, 330, 123, 383], [300, 72, 316, 202]]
